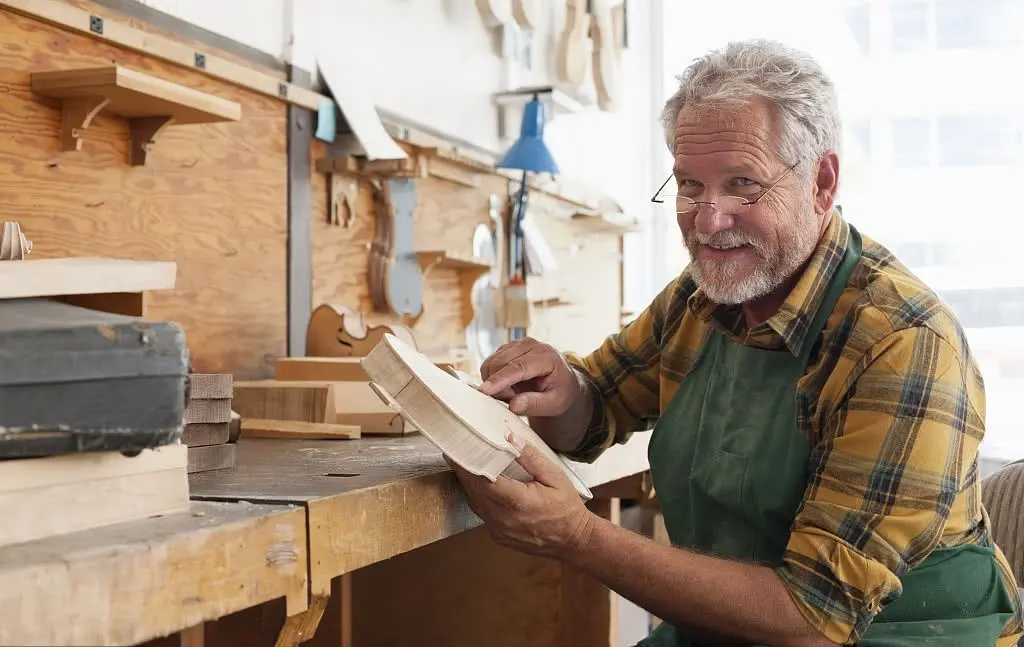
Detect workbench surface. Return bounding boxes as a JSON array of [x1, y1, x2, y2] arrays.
[[0, 500, 308, 647], [189, 432, 652, 596]]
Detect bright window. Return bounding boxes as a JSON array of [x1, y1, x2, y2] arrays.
[[656, 0, 1024, 461]]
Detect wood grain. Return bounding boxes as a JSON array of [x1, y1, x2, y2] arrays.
[[0, 500, 308, 645], [310, 142, 510, 359], [0, 9, 287, 378]]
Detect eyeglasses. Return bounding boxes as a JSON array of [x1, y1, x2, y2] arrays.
[[650, 161, 800, 215]]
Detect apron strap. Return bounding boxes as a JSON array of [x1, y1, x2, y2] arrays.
[[797, 220, 863, 368]]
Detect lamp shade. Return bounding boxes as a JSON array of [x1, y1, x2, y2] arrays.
[[496, 96, 559, 175]]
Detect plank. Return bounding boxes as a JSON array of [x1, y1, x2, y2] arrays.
[[0, 500, 308, 646], [30, 64, 242, 124], [189, 432, 651, 597], [0, 257, 176, 300], [0, 443, 190, 548]]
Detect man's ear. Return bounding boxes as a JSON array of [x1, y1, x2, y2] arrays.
[[812, 150, 840, 215]]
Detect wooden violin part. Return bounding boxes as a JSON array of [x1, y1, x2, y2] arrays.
[[306, 303, 417, 358], [555, 0, 591, 87], [589, 0, 622, 110], [368, 177, 425, 320], [361, 333, 592, 499]]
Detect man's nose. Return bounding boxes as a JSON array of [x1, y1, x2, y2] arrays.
[[693, 203, 734, 236]]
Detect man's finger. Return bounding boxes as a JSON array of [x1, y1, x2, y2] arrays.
[[479, 354, 549, 398], [506, 389, 564, 417], [479, 339, 537, 382], [509, 432, 570, 489]]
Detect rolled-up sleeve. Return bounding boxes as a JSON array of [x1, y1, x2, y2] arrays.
[[776, 326, 983, 644]]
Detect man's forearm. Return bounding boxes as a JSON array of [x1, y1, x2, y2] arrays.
[[529, 368, 595, 453], [567, 517, 838, 647]]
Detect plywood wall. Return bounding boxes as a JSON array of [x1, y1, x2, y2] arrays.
[[309, 142, 510, 358], [0, 8, 288, 378]]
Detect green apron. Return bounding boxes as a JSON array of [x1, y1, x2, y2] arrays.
[[638, 223, 1017, 647]]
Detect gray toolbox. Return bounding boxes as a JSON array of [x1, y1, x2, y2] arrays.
[[0, 298, 189, 459]]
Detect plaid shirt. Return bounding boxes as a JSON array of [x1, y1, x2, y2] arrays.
[[565, 210, 1024, 645]]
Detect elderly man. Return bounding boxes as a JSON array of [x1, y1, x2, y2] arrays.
[[450, 39, 1024, 647]]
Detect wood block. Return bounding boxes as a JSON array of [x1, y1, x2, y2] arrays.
[[188, 373, 233, 399], [0, 257, 176, 300], [233, 380, 411, 435], [184, 398, 232, 424], [186, 443, 235, 473], [0, 443, 189, 548], [182, 422, 230, 447], [276, 356, 455, 382], [240, 418, 361, 440]]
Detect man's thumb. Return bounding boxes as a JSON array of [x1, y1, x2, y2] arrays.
[[507, 431, 566, 488]]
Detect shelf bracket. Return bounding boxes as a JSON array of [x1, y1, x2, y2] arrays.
[[59, 96, 109, 152], [129, 116, 175, 166]]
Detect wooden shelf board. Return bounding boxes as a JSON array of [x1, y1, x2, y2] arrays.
[[416, 250, 492, 274], [31, 65, 242, 124], [30, 65, 241, 165], [0, 257, 176, 300]]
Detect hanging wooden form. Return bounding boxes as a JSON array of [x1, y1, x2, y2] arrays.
[[0, 221, 32, 261], [368, 178, 425, 319], [305, 303, 417, 358], [361, 333, 592, 499]]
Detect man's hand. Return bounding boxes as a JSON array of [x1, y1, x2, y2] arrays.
[[447, 431, 596, 560], [478, 337, 582, 417]]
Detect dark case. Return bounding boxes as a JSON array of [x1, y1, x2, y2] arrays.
[[0, 298, 189, 459]]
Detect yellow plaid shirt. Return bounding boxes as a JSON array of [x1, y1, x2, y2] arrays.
[[565, 210, 1023, 645]]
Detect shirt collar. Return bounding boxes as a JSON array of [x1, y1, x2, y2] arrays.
[[686, 209, 849, 357]]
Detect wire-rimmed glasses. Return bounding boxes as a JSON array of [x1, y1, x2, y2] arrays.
[[650, 161, 800, 215]]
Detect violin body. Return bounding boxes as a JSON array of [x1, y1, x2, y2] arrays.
[[306, 303, 417, 358]]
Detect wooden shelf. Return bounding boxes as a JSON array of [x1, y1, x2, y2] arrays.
[[415, 250, 494, 329], [532, 297, 572, 308], [30, 65, 242, 166], [0, 256, 177, 316]]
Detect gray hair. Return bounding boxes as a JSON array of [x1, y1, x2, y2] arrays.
[[661, 39, 841, 172]]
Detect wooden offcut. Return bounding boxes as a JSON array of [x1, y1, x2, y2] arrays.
[[187, 373, 233, 400], [233, 380, 410, 435], [240, 418, 361, 440], [182, 421, 230, 447], [187, 443, 236, 473], [0, 443, 190, 548]]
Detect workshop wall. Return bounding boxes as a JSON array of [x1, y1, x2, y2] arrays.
[[0, 6, 289, 379], [309, 142, 511, 358]]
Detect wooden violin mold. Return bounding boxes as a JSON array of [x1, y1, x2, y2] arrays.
[[306, 303, 417, 358]]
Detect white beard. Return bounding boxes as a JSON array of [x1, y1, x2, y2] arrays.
[[685, 212, 819, 306]]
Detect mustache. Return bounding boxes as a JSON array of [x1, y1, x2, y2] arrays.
[[685, 230, 762, 249]]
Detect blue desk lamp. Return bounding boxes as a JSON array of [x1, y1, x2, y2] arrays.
[[496, 94, 559, 339]]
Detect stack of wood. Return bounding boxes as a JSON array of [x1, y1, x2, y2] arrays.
[[183, 373, 237, 473]]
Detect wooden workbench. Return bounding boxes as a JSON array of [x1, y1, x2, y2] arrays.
[[189, 432, 652, 647], [0, 500, 308, 647]]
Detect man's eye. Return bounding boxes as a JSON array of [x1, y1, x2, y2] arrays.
[[735, 177, 758, 186]]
